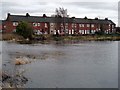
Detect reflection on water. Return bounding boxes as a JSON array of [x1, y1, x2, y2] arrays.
[[2, 41, 118, 88]]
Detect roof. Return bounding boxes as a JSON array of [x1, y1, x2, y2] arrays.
[[0, 20, 2, 24], [6, 14, 115, 25], [0, 20, 5, 24]]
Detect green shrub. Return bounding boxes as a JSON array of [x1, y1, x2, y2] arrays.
[[16, 21, 33, 40]]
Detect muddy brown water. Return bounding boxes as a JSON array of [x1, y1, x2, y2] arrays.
[[1, 41, 118, 88]]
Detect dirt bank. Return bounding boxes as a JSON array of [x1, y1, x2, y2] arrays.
[[1, 33, 24, 41]]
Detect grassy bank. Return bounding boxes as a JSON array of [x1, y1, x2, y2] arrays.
[[2, 33, 24, 41], [1, 33, 120, 44], [51, 34, 120, 41], [72, 35, 119, 41]]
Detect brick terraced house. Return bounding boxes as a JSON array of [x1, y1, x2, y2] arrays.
[[2, 13, 116, 35], [0, 20, 4, 32]]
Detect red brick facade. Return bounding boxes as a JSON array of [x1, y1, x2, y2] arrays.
[[2, 13, 116, 35]]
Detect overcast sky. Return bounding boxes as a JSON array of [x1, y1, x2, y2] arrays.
[[1, 0, 120, 26]]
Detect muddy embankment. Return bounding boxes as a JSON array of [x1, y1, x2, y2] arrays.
[[1, 33, 120, 43], [2, 50, 64, 88], [2, 53, 36, 88]]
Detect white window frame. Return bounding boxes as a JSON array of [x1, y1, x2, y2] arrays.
[[91, 30, 93, 34], [86, 30, 90, 34], [13, 22, 18, 26], [33, 23, 37, 26], [38, 23, 40, 26], [112, 25, 114, 28], [45, 23, 47, 28], [87, 24, 90, 27], [4, 25, 6, 28], [65, 25, 68, 28], [91, 24, 94, 27], [79, 24, 84, 27], [65, 29, 68, 33], [69, 30, 71, 35], [72, 23, 74, 27], [81, 30, 84, 34], [79, 30, 81, 33], [13, 29, 16, 32], [66, 23, 68, 26], [50, 23, 54, 27]]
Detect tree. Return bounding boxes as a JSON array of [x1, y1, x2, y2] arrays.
[[55, 7, 68, 17], [116, 27, 120, 33], [16, 21, 33, 40], [55, 7, 68, 35], [100, 24, 105, 34]]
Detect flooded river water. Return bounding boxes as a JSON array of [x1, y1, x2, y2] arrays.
[[1, 41, 118, 88]]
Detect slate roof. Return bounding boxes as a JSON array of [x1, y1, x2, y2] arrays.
[[0, 20, 2, 24], [0, 20, 5, 24], [6, 14, 115, 25]]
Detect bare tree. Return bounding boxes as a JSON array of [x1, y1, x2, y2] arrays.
[[55, 7, 67, 17], [55, 7, 68, 35]]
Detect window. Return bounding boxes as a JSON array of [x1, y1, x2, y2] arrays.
[[87, 24, 90, 27], [112, 25, 114, 28], [79, 24, 84, 27], [61, 23, 63, 27], [33, 23, 37, 26], [79, 30, 82, 34], [51, 25, 53, 27], [66, 23, 68, 26], [74, 24, 76, 26], [50, 23, 54, 26], [92, 30, 96, 34], [91, 30, 94, 34], [13, 22, 18, 26], [61, 25, 63, 27], [61, 28, 63, 31], [81, 30, 84, 34], [38, 23, 40, 26], [91, 24, 94, 27], [72, 23, 74, 27], [65, 29, 68, 33], [65, 24, 68, 26], [72, 29, 74, 34], [13, 29, 16, 32], [84, 30, 87, 34], [45, 23, 47, 28], [75, 24, 77, 28], [69, 30, 71, 35], [86, 30, 90, 34], [4, 26, 6, 28], [112, 29, 114, 32]]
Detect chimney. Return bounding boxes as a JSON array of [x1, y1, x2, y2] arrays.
[[6, 13, 11, 21], [26, 13, 30, 17], [72, 17, 75, 19], [43, 14, 47, 17], [8, 13, 10, 16], [84, 16, 87, 19], [95, 17, 98, 20], [105, 18, 108, 20]]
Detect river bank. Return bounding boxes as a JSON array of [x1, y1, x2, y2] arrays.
[[1, 33, 120, 44]]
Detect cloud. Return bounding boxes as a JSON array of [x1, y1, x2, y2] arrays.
[[1, 1, 119, 25], [63, 2, 118, 11]]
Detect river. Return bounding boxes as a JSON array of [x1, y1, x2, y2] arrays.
[[1, 41, 118, 88]]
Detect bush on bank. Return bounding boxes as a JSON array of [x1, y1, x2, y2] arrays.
[[16, 21, 33, 40]]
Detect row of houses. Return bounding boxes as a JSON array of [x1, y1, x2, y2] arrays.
[[1, 13, 116, 35]]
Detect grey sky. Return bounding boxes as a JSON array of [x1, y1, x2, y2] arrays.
[[1, 0, 119, 26]]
